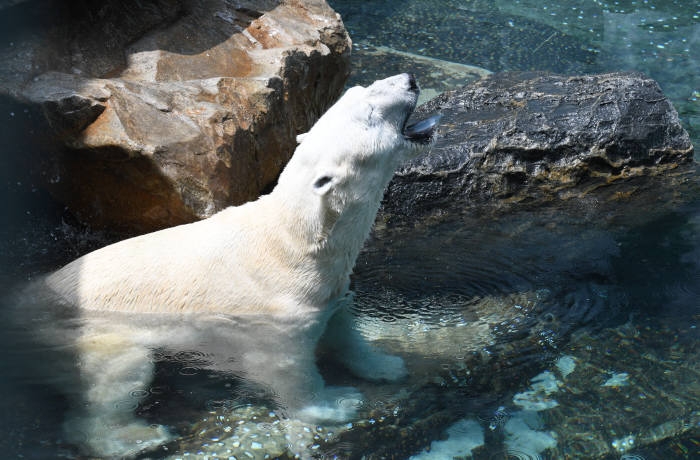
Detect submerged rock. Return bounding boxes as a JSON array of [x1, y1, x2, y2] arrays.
[[1, 0, 350, 233], [383, 71, 695, 218], [347, 43, 490, 105], [315, 309, 699, 459], [168, 403, 345, 460], [536, 320, 699, 459]]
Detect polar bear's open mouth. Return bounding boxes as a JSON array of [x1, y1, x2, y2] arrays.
[[399, 73, 441, 144], [403, 113, 442, 144]]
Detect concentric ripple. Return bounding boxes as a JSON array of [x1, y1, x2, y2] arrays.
[[620, 454, 646, 460], [489, 450, 542, 460]]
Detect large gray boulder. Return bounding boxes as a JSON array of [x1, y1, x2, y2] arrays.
[[383, 71, 695, 218], [1, 0, 350, 233]]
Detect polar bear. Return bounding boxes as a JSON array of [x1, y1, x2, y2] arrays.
[[29, 73, 440, 457]]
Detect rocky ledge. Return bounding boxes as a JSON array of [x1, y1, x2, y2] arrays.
[[383, 71, 695, 218], [1, 0, 350, 233]]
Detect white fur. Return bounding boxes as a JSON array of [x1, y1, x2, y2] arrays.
[[38, 74, 430, 457]]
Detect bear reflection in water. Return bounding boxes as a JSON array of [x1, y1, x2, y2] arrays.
[[17, 73, 440, 457]]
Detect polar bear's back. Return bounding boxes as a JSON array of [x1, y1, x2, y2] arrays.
[[42, 197, 326, 316], [44, 216, 230, 313]]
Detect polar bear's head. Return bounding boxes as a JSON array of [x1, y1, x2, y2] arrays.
[[276, 73, 437, 216], [292, 73, 435, 183], [272, 73, 439, 256]]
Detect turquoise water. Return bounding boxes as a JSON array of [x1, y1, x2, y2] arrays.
[[0, 1, 698, 459]]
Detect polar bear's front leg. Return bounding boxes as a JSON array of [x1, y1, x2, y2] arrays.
[[65, 331, 172, 458], [321, 306, 408, 382], [231, 333, 363, 424]]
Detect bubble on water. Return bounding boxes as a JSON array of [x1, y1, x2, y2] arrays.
[[257, 422, 273, 431], [113, 399, 139, 411], [336, 395, 362, 410], [149, 385, 167, 395], [129, 389, 149, 398], [149, 350, 171, 362], [174, 349, 212, 366], [179, 366, 199, 376], [612, 435, 636, 452]]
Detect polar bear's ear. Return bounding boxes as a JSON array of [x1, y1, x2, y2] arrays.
[[312, 174, 335, 196], [296, 132, 308, 144]]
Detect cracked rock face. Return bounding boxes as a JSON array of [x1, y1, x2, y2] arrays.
[[383, 71, 695, 219], [1, 0, 350, 233]]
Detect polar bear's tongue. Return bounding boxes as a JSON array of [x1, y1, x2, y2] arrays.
[[403, 114, 442, 143]]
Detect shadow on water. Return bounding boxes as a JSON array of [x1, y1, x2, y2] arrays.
[[0, 289, 83, 458], [356, 191, 700, 338], [612, 205, 700, 321]]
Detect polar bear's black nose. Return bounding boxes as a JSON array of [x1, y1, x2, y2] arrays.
[[407, 73, 419, 91]]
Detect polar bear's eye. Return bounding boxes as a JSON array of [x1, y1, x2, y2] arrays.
[[314, 176, 332, 188], [312, 175, 334, 195]]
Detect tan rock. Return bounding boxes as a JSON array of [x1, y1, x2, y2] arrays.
[[2, 0, 350, 233]]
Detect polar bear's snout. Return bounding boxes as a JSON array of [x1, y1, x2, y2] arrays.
[[407, 73, 419, 92], [364, 74, 441, 146], [295, 73, 439, 153], [369, 72, 419, 92]]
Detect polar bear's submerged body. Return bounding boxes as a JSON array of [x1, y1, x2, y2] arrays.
[[36, 74, 439, 457]]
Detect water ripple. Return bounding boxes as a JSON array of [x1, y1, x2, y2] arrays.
[[489, 450, 542, 460]]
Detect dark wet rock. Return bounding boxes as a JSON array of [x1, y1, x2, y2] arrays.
[[1, 0, 350, 233], [382, 71, 695, 219]]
